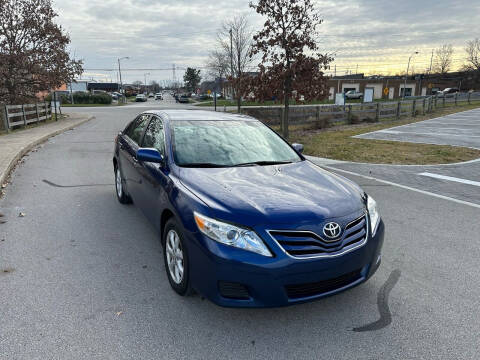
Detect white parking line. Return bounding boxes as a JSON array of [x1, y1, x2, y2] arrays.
[[320, 165, 480, 210], [418, 172, 480, 187]]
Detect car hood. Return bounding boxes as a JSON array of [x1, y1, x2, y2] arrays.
[[178, 161, 365, 227]]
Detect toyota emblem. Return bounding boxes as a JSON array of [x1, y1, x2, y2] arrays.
[[323, 222, 341, 239]]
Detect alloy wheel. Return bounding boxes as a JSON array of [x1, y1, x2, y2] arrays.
[[166, 229, 184, 284], [116, 168, 123, 198]]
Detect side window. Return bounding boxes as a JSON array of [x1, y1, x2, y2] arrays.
[[142, 116, 165, 155], [124, 114, 150, 144]]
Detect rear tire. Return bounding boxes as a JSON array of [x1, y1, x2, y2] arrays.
[[115, 165, 132, 204], [163, 218, 193, 296]]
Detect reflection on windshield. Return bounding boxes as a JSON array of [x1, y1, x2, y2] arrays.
[[171, 120, 301, 167]]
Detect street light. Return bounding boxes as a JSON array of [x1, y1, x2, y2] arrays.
[[403, 51, 419, 99], [117, 56, 129, 98], [144, 72, 150, 94]]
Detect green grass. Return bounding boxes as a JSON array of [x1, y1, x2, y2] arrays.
[[288, 103, 480, 165]]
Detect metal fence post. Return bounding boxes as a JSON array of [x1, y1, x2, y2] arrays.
[[396, 101, 401, 120], [434, 94, 438, 109], [347, 105, 352, 123], [442, 95, 446, 107], [315, 106, 320, 125], [468, 92, 471, 104], [412, 99, 416, 117], [375, 102, 380, 121], [21, 104, 27, 127], [422, 98, 426, 115], [44, 101, 48, 121], [455, 93, 458, 106]]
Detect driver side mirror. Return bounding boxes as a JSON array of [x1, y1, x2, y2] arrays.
[[292, 143, 304, 154], [137, 148, 164, 164]]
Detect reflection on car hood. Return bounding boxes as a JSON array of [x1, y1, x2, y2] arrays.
[[179, 160, 365, 227]]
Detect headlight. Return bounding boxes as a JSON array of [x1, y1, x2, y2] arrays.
[[194, 212, 272, 257], [367, 195, 380, 237]]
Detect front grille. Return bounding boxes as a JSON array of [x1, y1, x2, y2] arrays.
[[285, 269, 362, 299], [218, 281, 250, 300], [269, 214, 367, 258]]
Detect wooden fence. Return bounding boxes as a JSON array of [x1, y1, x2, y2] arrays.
[[241, 91, 480, 128], [2, 102, 52, 132]]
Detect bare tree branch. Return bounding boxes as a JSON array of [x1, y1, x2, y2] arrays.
[[464, 38, 480, 72], [433, 44, 453, 74]]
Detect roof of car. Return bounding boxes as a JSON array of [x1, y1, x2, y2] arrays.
[[142, 109, 257, 122]]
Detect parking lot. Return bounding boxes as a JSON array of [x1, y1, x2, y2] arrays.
[[1, 105, 480, 359], [356, 107, 480, 149]]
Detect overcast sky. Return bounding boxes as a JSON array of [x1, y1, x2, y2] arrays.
[[55, 0, 480, 84]]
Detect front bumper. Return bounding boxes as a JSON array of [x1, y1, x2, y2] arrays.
[[187, 219, 385, 307]]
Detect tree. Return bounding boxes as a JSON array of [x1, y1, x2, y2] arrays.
[[0, 0, 83, 104], [205, 50, 229, 95], [433, 44, 454, 74], [150, 80, 160, 93], [249, 0, 332, 139], [183, 68, 201, 94], [464, 38, 480, 72], [217, 15, 254, 112]]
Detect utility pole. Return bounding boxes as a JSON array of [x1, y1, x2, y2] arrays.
[[429, 49, 434, 74], [230, 28, 234, 100], [144, 72, 150, 94], [117, 57, 129, 101], [334, 64, 336, 77], [69, 81, 74, 105], [403, 51, 419, 99], [356, 64, 359, 75]]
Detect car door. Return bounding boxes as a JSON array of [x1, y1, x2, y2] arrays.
[[136, 115, 170, 228], [118, 114, 151, 202]]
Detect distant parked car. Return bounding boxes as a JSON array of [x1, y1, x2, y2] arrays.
[[437, 88, 459, 97], [135, 94, 147, 102], [148, 93, 154, 98], [177, 94, 189, 103], [198, 94, 210, 101], [155, 93, 163, 100], [345, 90, 363, 100], [111, 92, 123, 100]]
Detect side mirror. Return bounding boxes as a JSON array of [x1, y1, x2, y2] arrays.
[[292, 143, 304, 154], [137, 148, 164, 164]]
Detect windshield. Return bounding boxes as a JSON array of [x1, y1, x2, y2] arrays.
[[171, 120, 302, 167]]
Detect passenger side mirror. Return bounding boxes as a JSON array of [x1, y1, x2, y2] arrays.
[[292, 143, 304, 154], [137, 148, 164, 164]]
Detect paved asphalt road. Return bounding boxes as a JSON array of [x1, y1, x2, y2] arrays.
[[1, 96, 480, 359]]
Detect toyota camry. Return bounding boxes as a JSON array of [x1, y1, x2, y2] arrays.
[[113, 110, 385, 307]]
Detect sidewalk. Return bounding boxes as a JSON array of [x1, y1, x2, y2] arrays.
[[0, 113, 94, 187]]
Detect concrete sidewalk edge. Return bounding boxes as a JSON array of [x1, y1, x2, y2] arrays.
[[0, 115, 95, 188]]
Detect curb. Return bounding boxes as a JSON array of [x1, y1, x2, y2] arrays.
[[0, 115, 95, 188]]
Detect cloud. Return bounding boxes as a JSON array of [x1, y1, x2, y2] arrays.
[[53, 0, 480, 82]]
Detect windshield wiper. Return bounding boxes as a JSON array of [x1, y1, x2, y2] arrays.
[[179, 163, 229, 168], [232, 160, 293, 167]]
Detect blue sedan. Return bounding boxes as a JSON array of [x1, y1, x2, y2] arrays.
[[113, 110, 384, 307]]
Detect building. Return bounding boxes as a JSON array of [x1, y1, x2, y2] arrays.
[[326, 71, 479, 101]]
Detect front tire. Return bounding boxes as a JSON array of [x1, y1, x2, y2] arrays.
[[163, 218, 192, 296], [115, 166, 132, 204]]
